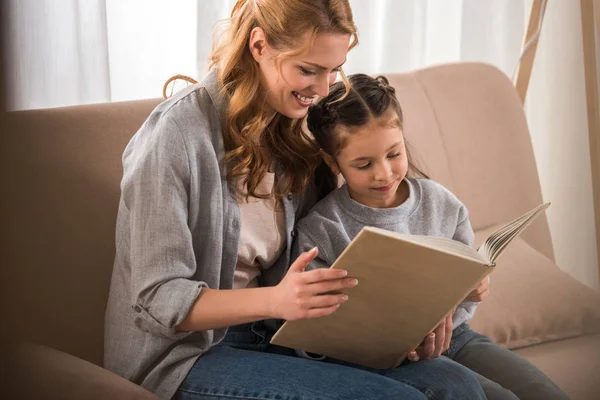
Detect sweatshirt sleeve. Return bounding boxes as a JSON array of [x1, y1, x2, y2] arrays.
[[119, 113, 206, 339], [451, 204, 479, 328], [291, 221, 333, 271]]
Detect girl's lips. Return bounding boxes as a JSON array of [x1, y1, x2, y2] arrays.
[[372, 181, 395, 192]]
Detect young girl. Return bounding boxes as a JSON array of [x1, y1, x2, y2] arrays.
[[104, 1, 487, 399], [295, 73, 570, 400]]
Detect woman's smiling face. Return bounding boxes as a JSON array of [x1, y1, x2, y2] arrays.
[[251, 29, 351, 119]]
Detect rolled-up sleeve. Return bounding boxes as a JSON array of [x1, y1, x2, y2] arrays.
[[120, 113, 205, 338]]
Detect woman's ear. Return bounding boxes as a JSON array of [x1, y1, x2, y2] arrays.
[[319, 149, 340, 175], [249, 27, 267, 63]]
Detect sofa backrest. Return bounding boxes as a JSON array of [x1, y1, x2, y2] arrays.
[[387, 63, 553, 258], [5, 99, 160, 365], [3, 62, 553, 366]]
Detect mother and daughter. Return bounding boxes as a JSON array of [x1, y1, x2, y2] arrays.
[[104, 1, 569, 399]]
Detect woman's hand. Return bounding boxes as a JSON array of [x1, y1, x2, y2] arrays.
[[268, 247, 358, 321], [407, 309, 454, 362], [466, 276, 491, 302]]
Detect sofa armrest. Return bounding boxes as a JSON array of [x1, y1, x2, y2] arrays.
[[13, 342, 158, 400]]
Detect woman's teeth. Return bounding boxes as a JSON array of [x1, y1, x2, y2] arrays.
[[293, 91, 314, 103]]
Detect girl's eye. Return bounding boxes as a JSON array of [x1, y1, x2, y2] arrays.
[[388, 153, 401, 159], [299, 66, 316, 76], [356, 163, 371, 170]]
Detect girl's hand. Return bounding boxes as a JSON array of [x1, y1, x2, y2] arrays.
[[407, 309, 454, 362], [268, 247, 358, 321], [466, 276, 491, 302]]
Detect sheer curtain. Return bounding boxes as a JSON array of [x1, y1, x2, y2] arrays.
[[4, 0, 526, 110], [3, 0, 198, 110], [3, 0, 598, 290], [344, 0, 525, 77], [3, 0, 111, 110]]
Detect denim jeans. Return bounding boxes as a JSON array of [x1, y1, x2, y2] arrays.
[[445, 324, 570, 400], [175, 321, 486, 400]]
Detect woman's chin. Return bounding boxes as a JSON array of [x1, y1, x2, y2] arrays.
[[279, 106, 309, 120]]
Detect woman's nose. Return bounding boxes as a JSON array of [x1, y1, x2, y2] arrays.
[[313, 75, 330, 97]]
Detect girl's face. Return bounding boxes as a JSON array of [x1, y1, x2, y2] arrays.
[[250, 30, 350, 119], [333, 113, 409, 208]]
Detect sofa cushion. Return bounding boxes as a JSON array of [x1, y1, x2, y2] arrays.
[[469, 226, 600, 349], [13, 342, 159, 399], [513, 333, 600, 400]]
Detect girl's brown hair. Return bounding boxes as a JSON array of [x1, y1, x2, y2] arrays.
[[307, 73, 429, 200], [210, 0, 358, 199]]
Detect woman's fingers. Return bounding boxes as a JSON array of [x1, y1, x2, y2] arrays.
[[301, 266, 350, 284], [289, 247, 319, 273], [304, 293, 349, 309], [304, 277, 358, 296], [305, 304, 341, 319]]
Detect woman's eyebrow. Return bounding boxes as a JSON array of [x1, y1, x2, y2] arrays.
[[300, 60, 346, 70]]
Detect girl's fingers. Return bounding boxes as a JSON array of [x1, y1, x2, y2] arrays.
[[419, 333, 435, 359], [434, 329, 445, 357], [407, 350, 420, 362], [443, 317, 453, 351]]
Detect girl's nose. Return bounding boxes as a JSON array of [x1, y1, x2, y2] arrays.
[[373, 162, 393, 181]]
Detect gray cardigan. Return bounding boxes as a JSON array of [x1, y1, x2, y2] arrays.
[[104, 69, 315, 400]]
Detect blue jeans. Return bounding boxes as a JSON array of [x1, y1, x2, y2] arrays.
[[175, 321, 486, 400], [446, 324, 570, 400]]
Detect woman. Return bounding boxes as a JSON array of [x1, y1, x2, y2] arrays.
[[104, 1, 486, 399]]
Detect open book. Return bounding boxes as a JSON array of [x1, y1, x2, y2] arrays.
[[270, 202, 550, 369]]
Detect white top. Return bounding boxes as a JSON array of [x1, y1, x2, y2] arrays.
[[234, 172, 286, 288]]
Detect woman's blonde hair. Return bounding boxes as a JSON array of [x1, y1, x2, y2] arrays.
[[210, 0, 358, 199]]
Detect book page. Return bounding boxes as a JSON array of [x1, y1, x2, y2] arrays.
[[396, 234, 485, 263], [479, 203, 550, 263]]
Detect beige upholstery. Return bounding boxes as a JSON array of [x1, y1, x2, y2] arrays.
[[14, 343, 158, 400], [4, 99, 160, 365], [4, 63, 600, 399], [389, 64, 554, 260]]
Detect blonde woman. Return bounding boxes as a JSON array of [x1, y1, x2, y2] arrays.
[[104, 1, 486, 399]]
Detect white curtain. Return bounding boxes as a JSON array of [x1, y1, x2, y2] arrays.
[[4, 0, 598, 290], [5, 0, 527, 110], [4, 0, 111, 110], [344, 0, 525, 78], [4, 0, 199, 109]]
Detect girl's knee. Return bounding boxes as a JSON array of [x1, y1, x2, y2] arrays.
[[427, 358, 486, 399], [479, 380, 520, 400]]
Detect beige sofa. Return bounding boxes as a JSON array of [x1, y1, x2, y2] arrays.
[[3, 62, 600, 399]]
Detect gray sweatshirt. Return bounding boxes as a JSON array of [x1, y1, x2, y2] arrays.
[[292, 177, 478, 329]]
